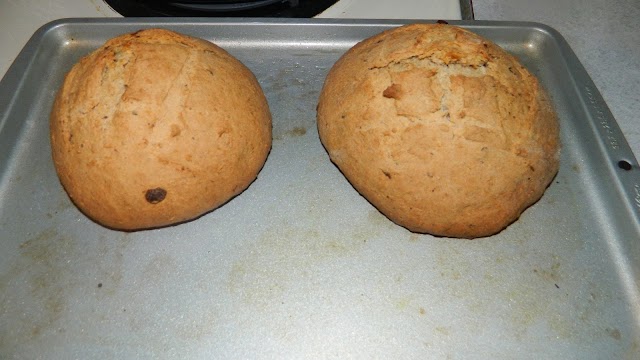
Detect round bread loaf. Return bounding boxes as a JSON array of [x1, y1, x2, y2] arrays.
[[50, 28, 272, 230], [317, 24, 560, 238]]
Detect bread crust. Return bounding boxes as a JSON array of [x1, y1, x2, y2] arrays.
[[317, 24, 560, 238], [50, 29, 272, 230]]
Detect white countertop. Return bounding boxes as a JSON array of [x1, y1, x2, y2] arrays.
[[1, 0, 638, 160]]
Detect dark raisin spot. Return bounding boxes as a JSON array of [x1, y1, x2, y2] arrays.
[[288, 127, 307, 137], [145, 188, 167, 204], [382, 170, 392, 179]]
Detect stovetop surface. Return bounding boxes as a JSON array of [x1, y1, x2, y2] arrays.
[[103, 0, 340, 17]]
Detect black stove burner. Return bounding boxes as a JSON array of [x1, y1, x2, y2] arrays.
[[104, 0, 339, 17]]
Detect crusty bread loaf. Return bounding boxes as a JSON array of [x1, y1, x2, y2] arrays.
[[317, 24, 560, 238], [50, 28, 272, 230]]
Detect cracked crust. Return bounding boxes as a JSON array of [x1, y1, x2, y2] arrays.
[[317, 24, 560, 238], [50, 28, 272, 230]]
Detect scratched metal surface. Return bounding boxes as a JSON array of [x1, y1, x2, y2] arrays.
[[0, 19, 639, 359]]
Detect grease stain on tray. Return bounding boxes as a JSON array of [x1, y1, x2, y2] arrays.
[[227, 212, 383, 308], [93, 233, 128, 299], [0, 228, 74, 348], [142, 253, 178, 283], [44, 197, 76, 221], [571, 163, 581, 173], [421, 225, 612, 344], [126, 298, 219, 343], [626, 341, 640, 359], [606, 327, 622, 340], [273, 126, 308, 141], [434, 326, 451, 336], [0, 228, 131, 350], [227, 227, 348, 307], [532, 256, 562, 282], [408, 233, 421, 243]]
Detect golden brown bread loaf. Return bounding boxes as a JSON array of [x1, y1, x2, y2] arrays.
[[317, 24, 560, 238], [50, 28, 272, 230]]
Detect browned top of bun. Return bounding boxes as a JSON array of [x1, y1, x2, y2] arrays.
[[318, 24, 559, 238]]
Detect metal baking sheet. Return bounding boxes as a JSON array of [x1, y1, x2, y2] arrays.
[[1, 18, 639, 359]]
